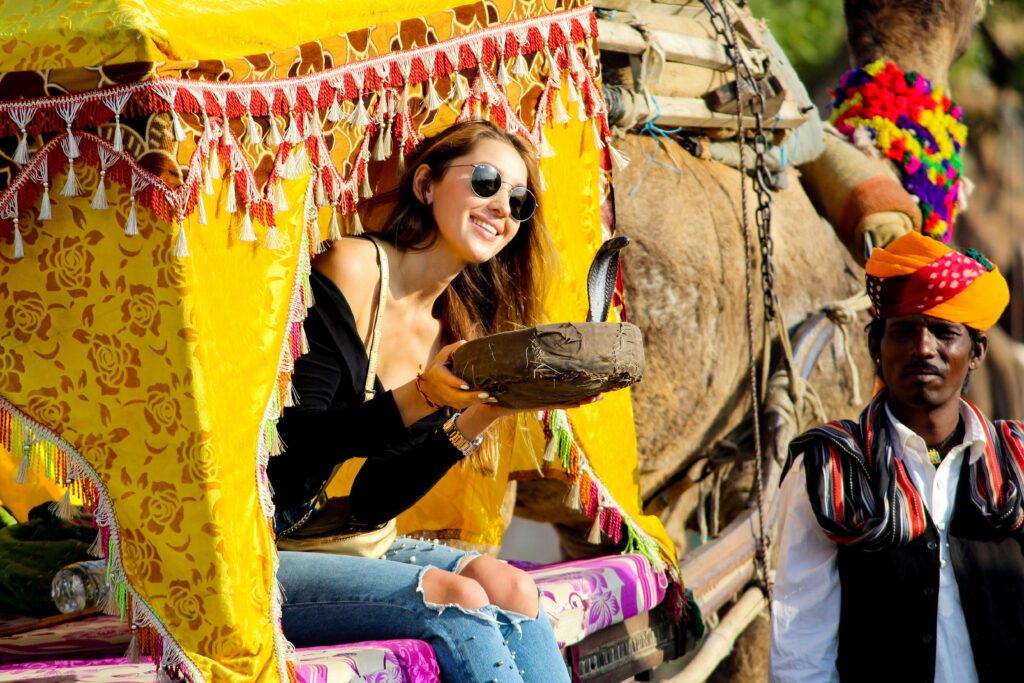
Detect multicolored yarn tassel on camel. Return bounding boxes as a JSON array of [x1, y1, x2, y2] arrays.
[[831, 59, 968, 243]]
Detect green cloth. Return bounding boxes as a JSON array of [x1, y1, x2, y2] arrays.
[[0, 504, 96, 616]]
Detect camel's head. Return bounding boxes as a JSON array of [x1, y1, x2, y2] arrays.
[[843, 0, 985, 87]]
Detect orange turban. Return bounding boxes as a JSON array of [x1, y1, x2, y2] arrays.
[[865, 231, 1009, 332]]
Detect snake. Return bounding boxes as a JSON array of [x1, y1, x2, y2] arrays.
[[586, 235, 631, 323]]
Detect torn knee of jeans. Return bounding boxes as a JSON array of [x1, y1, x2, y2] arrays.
[[415, 566, 500, 624], [453, 551, 483, 575]]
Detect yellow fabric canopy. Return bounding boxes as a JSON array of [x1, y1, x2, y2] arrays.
[[0, 1, 679, 680]]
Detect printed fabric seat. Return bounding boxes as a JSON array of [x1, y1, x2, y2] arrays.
[[0, 553, 667, 681]]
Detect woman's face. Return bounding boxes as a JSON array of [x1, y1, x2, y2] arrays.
[[424, 138, 529, 264]]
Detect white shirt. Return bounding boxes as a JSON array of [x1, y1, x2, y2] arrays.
[[769, 404, 987, 683]]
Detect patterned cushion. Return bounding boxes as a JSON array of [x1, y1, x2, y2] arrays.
[[0, 641, 439, 682], [528, 553, 668, 648], [0, 553, 665, 677]]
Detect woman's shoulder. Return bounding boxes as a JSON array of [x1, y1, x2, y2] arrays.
[[313, 237, 382, 313]]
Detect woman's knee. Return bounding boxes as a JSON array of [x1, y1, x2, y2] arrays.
[[419, 568, 489, 610], [461, 557, 539, 617]]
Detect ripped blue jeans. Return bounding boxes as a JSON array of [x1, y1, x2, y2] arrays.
[[279, 537, 570, 682]]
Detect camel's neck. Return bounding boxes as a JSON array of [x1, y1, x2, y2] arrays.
[[844, 0, 979, 90]]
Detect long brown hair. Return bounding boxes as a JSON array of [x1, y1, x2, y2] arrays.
[[367, 121, 554, 342]]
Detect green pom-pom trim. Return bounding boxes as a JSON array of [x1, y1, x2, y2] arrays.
[[965, 248, 994, 272]]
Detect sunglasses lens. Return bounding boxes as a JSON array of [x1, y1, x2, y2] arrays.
[[470, 164, 502, 198], [509, 188, 537, 222]]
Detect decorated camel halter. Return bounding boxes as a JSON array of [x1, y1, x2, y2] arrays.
[[830, 60, 968, 243]]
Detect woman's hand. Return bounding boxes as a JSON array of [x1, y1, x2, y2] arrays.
[[415, 341, 493, 411]]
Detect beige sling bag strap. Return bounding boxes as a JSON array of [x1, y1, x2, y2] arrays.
[[362, 235, 388, 402], [276, 235, 397, 558]]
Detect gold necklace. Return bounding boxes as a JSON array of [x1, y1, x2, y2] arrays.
[[927, 422, 961, 466]]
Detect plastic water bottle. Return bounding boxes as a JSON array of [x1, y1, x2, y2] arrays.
[[51, 559, 110, 613]]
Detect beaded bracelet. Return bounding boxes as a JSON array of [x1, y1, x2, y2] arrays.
[[415, 373, 441, 410], [443, 412, 484, 457]]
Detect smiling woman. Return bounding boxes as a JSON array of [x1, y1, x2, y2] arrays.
[[265, 120, 594, 683]]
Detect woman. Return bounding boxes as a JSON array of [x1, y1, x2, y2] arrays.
[[271, 121, 593, 681]]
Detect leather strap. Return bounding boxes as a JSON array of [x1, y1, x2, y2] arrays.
[[363, 236, 389, 402]]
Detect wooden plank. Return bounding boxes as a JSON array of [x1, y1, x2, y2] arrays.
[[596, 19, 766, 74], [638, 95, 806, 129]]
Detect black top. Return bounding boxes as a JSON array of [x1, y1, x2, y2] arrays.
[[267, 269, 464, 526]]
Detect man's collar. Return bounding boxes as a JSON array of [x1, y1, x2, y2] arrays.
[[883, 400, 987, 464]]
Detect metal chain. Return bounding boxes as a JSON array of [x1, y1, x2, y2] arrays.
[[700, 0, 774, 603]]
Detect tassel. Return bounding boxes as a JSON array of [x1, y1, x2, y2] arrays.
[[126, 628, 140, 663], [564, 477, 582, 511], [275, 179, 289, 212], [12, 221, 24, 259], [51, 486, 74, 520], [284, 113, 302, 145], [39, 183, 52, 221], [65, 131, 80, 160], [61, 161, 81, 197], [209, 144, 221, 180], [327, 97, 343, 123], [567, 74, 580, 104], [204, 161, 215, 196], [360, 169, 372, 199], [15, 450, 29, 484], [87, 531, 104, 558], [226, 173, 237, 213], [171, 110, 185, 142], [328, 206, 342, 241], [372, 121, 392, 161], [247, 110, 262, 144], [124, 198, 139, 236], [512, 52, 529, 78], [349, 97, 370, 127], [267, 114, 283, 147], [196, 191, 208, 225], [543, 435, 557, 463], [239, 206, 257, 242], [315, 174, 327, 208], [350, 209, 364, 235], [14, 130, 29, 164], [269, 425, 283, 456], [91, 171, 109, 209], [101, 580, 121, 616], [174, 218, 190, 258], [299, 326, 310, 355], [539, 129, 556, 158], [496, 58, 511, 87], [452, 74, 469, 103], [552, 92, 570, 125], [587, 509, 604, 544], [423, 79, 444, 111], [113, 115, 124, 152], [609, 142, 630, 172], [591, 117, 605, 150], [265, 225, 282, 250]]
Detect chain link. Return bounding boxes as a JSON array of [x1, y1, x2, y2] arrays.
[[701, 0, 778, 321], [700, 0, 775, 603]]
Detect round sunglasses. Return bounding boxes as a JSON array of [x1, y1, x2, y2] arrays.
[[444, 163, 538, 223]]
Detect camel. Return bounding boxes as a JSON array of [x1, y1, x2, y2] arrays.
[[516, 0, 995, 677]]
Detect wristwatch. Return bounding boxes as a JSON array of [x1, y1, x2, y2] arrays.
[[443, 412, 484, 457]]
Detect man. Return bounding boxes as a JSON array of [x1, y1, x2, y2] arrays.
[[770, 231, 1021, 683]]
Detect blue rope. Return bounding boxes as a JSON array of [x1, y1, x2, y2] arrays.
[[628, 96, 683, 196]]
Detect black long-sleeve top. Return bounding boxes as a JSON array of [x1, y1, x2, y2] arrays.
[[267, 269, 465, 526]]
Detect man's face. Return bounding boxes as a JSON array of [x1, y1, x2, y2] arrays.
[[874, 315, 985, 411]]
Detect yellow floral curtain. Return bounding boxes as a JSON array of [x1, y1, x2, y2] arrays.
[[0, 1, 678, 680]]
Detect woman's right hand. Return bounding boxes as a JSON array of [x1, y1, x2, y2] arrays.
[[416, 341, 493, 411]]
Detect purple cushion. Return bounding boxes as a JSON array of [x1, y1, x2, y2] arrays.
[[528, 553, 668, 647]]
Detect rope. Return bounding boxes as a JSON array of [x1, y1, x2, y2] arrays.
[[627, 96, 684, 197], [824, 292, 873, 406]]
